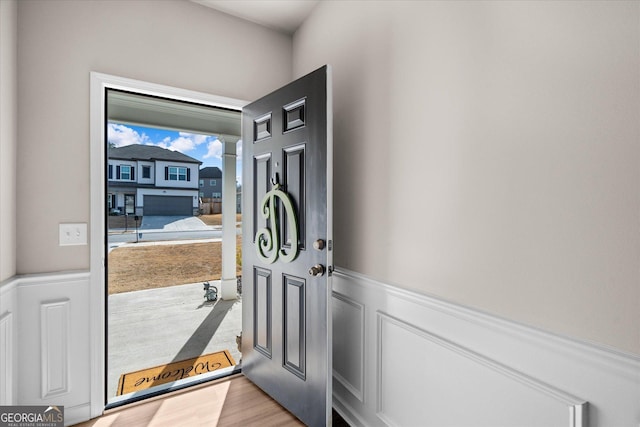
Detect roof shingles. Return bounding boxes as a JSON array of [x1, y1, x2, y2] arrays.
[[200, 166, 222, 178], [108, 144, 202, 164]]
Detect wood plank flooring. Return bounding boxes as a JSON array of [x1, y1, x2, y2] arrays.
[[73, 374, 306, 427]]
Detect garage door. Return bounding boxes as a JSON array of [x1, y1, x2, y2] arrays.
[[143, 195, 192, 216]]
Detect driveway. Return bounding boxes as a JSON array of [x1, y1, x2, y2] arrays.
[[140, 216, 214, 231]]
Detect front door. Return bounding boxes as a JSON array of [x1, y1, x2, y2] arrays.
[[242, 66, 333, 427], [124, 194, 135, 215]]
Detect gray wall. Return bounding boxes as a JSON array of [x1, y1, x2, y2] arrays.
[[0, 0, 17, 282], [7, 0, 640, 357], [16, 0, 292, 274], [294, 1, 640, 354]]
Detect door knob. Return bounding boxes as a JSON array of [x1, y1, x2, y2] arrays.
[[308, 264, 325, 277], [313, 239, 326, 250]]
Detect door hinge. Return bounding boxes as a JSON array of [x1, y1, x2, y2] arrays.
[[328, 240, 333, 251]]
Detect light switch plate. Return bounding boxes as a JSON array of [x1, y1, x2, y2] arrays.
[[59, 223, 87, 246]]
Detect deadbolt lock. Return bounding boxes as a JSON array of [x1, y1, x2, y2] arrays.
[[308, 264, 325, 277], [313, 239, 326, 250]]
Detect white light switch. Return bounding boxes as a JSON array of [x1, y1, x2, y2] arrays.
[[59, 223, 87, 246]]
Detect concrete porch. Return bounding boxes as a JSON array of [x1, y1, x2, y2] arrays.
[[107, 281, 242, 402]]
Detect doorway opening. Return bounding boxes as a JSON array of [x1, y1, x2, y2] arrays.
[[103, 88, 243, 407]]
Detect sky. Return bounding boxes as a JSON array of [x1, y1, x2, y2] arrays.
[[108, 122, 242, 184]]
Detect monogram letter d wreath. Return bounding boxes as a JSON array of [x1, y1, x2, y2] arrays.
[[255, 176, 299, 264]]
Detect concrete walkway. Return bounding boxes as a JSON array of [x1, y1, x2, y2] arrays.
[[107, 281, 242, 402]]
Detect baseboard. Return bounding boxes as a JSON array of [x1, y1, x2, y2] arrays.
[[331, 268, 640, 427], [64, 403, 91, 427], [333, 393, 367, 427]]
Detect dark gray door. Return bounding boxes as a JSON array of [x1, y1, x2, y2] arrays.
[[143, 195, 192, 216], [242, 66, 333, 427]]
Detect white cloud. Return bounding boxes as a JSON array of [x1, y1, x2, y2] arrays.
[[202, 137, 223, 160], [168, 136, 198, 152], [153, 131, 212, 153], [108, 123, 149, 147], [154, 141, 169, 149], [180, 132, 209, 145]]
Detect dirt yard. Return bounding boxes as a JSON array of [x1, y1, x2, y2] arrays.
[[199, 213, 243, 227], [108, 236, 242, 294]]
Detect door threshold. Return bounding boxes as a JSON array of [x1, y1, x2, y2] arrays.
[[105, 365, 242, 410]]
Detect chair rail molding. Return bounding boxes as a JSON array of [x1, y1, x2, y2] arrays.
[[331, 268, 640, 427]]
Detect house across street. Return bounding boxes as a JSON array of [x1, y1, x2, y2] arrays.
[[108, 144, 202, 217]]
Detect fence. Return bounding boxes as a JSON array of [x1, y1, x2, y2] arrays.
[[199, 198, 222, 215]]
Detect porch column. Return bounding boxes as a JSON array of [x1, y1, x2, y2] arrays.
[[220, 138, 238, 300]]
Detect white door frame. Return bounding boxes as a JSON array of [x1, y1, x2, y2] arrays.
[[89, 72, 247, 417]]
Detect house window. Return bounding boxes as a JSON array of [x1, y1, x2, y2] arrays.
[[199, 179, 204, 187], [168, 166, 188, 181], [142, 165, 151, 179], [199, 192, 204, 197], [212, 192, 222, 198], [120, 165, 132, 180], [210, 179, 217, 186], [108, 165, 113, 180]]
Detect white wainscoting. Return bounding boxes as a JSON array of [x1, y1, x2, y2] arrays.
[[14, 272, 92, 426], [0, 277, 17, 405], [0, 311, 14, 404], [331, 269, 640, 427], [3, 269, 638, 427]]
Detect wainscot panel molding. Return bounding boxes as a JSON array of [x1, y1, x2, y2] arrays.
[[15, 271, 92, 426], [331, 268, 640, 427], [0, 311, 14, 405], [40, 299, 71, 399], [332, 291, 365, 403], [0, 277, 18, 405]]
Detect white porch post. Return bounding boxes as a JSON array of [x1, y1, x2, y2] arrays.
[[220, 139, 238, 300]]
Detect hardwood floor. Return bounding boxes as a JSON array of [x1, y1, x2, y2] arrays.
[[73, 374, 301, 427], [73, 374, 349, 426]]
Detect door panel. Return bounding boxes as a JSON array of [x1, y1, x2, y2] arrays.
[[253, 267, 272, 358], [283, 144, 306, 250], [252, 153, 272, 240], [283, 273, 306, 379], [242, 66, 332, 427]]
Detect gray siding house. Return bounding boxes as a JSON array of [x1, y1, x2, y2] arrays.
[[108, 144, 201, 216], [199, 166, 222, 200]]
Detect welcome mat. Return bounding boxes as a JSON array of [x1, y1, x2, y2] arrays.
[[117, 350, 236, 395]]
